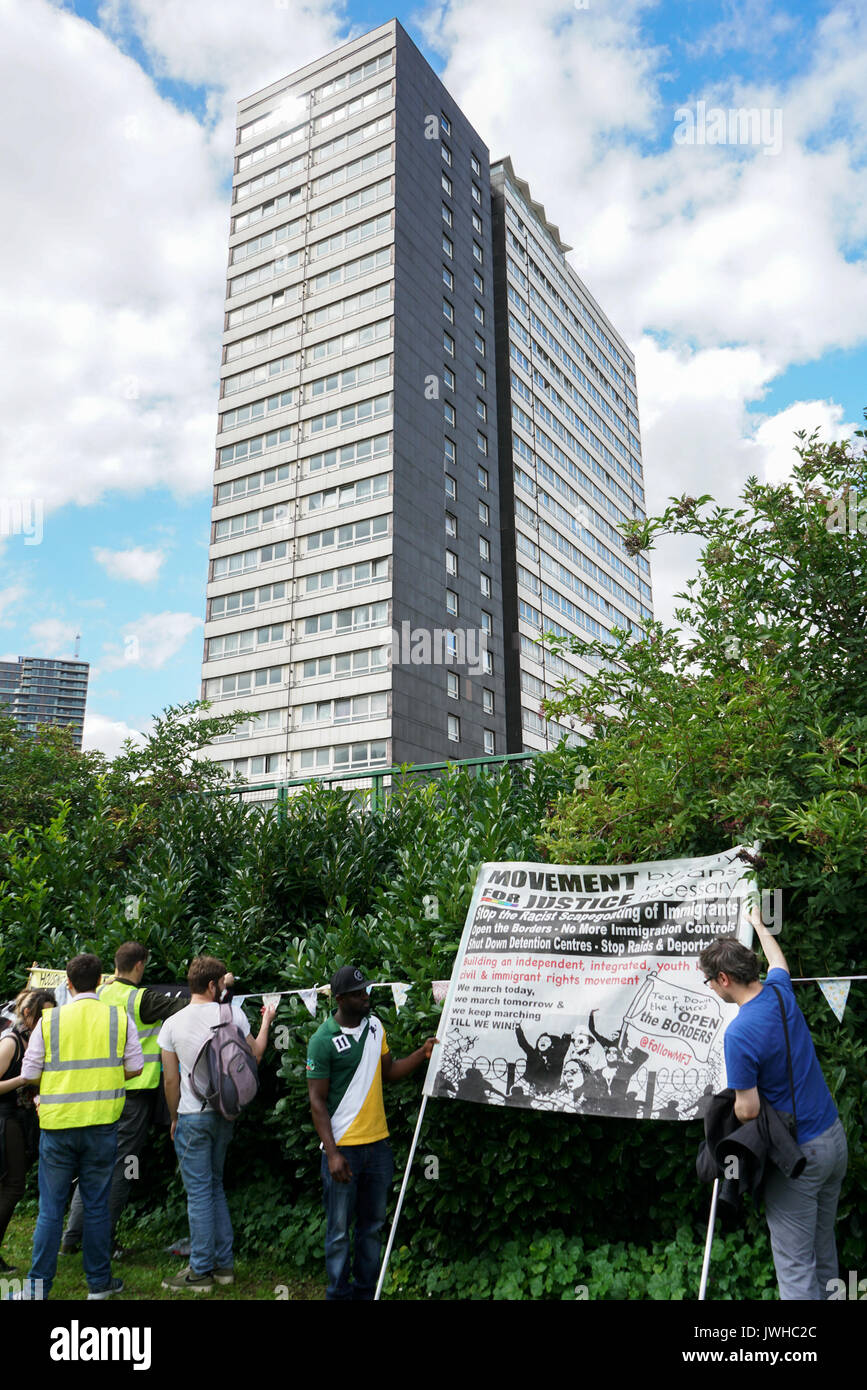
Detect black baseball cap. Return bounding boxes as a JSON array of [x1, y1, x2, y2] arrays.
[[330, 965, 373, 996]]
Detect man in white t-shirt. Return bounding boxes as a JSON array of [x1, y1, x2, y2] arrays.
[[157, 956, 275, 1293]]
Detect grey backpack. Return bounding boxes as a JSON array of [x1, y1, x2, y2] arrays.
[[190, 1003, 258, 1120]]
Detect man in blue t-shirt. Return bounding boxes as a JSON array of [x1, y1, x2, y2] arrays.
[[699, 905, 847, 1300]]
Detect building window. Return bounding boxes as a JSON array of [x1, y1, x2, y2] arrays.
[[484, 729, 495, 755], [475, 364, 486, 388], [441, 143, 452, 167], [443, 298, 454, 323], [446, 549, 458, 577], [472, 211, 482, 234], [474, 332, 485, 356], [443, 233, 453, 257], [478, 465, 489, 489], [472, 242, 483, 265], [442, 203, 453, 228], [445, 473, 456, 499], [480, 573, 492, 598], [479, 536, 491, 562], [478, 500, 489, 525], [443, 365, 455, 391], [473, 270, 484, 293], [448, 714, 460, 742], [446, 589, 459, 616], [482, 649, 493, 674], [443, 330, 455, 357], [471, 153, 481, 175], [444, 437, 456, 466], [481, 610, 492, 635], [471, 183, 481, 205], [441, 113, 451, 136], [445, 512, 457, 537], [483, 688, 494, 715], [443, 265, 454, 290], [477, 431, 488, 455], [476, 398, 487, 421], [448, 671, 459, 700], [474, 302, 485, 325], [444, 401, 456, 427]]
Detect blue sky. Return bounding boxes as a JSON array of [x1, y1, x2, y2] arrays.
[[0, 0, 864, 755]]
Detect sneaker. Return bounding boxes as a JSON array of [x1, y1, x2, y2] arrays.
[[162, 1266, 213, 1293], [86, 1278, 124, 1300], [213, 1267, 235, 1285], [60, 1236, 81, 1255], [0, 1255, 17, 1274], [112, 1245, 129, 1261]]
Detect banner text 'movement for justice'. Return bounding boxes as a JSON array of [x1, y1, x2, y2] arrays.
[[424, 850, 754, 1121]]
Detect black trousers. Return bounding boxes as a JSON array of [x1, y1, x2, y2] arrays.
[[0, 1113, 31, 1248], [64, 1089, 156, 1244]]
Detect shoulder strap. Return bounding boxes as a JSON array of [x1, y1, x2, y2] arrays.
[[769, 984, 797, 1136]]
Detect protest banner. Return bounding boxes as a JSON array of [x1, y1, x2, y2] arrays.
[[423, 847, 755, 1121]]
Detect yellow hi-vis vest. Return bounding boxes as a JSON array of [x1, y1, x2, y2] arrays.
[[38, 998, 128, 1129], [98, 980, 161, 1091]]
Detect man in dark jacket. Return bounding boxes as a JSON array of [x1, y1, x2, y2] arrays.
[[699, 906, 847, 1300]]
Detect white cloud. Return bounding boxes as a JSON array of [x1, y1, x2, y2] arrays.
[[0, 0, 228, 513], [92, 545, 167, 583], [0, 585, 27, 624], [100, 611, 202, 671], [752, 399, 860, 484], [82, 709, 150, 759], [28, 618, 81, 657], [99, 0, 349, 96]]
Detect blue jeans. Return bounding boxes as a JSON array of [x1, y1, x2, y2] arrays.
[[764, 1117, 848, 1299], [29, 1123, 118, 1296], [174, 1111, 235, 1276], [321, 1139, 394, 1300]]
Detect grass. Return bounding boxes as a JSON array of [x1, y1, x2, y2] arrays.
[[2, 1208, 325, 1301]]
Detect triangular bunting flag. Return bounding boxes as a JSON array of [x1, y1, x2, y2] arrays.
[[298, 988, 318, 1017], [817, 979, 850, 1023], [262, 993, 281, 1011], [432, 980, 449, 1004], [232, 995, 247, 1009], [391, 983, 410, 1011]]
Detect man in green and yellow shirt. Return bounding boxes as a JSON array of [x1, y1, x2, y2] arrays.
[[307, 965, 435, 1301]]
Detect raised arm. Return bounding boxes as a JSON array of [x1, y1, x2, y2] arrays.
[[749, 901, 789, 974], [249, 1004, 277, 1064]]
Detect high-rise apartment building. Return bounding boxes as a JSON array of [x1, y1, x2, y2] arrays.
[[199, 19, 651, 784], [0, 656, 89, 749], [490, 160, 651, 753]]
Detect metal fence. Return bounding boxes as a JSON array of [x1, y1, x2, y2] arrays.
[[208, 749, 544, 820]]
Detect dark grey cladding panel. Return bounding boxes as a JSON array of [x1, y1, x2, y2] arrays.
[[349, 23, 505, 765]]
